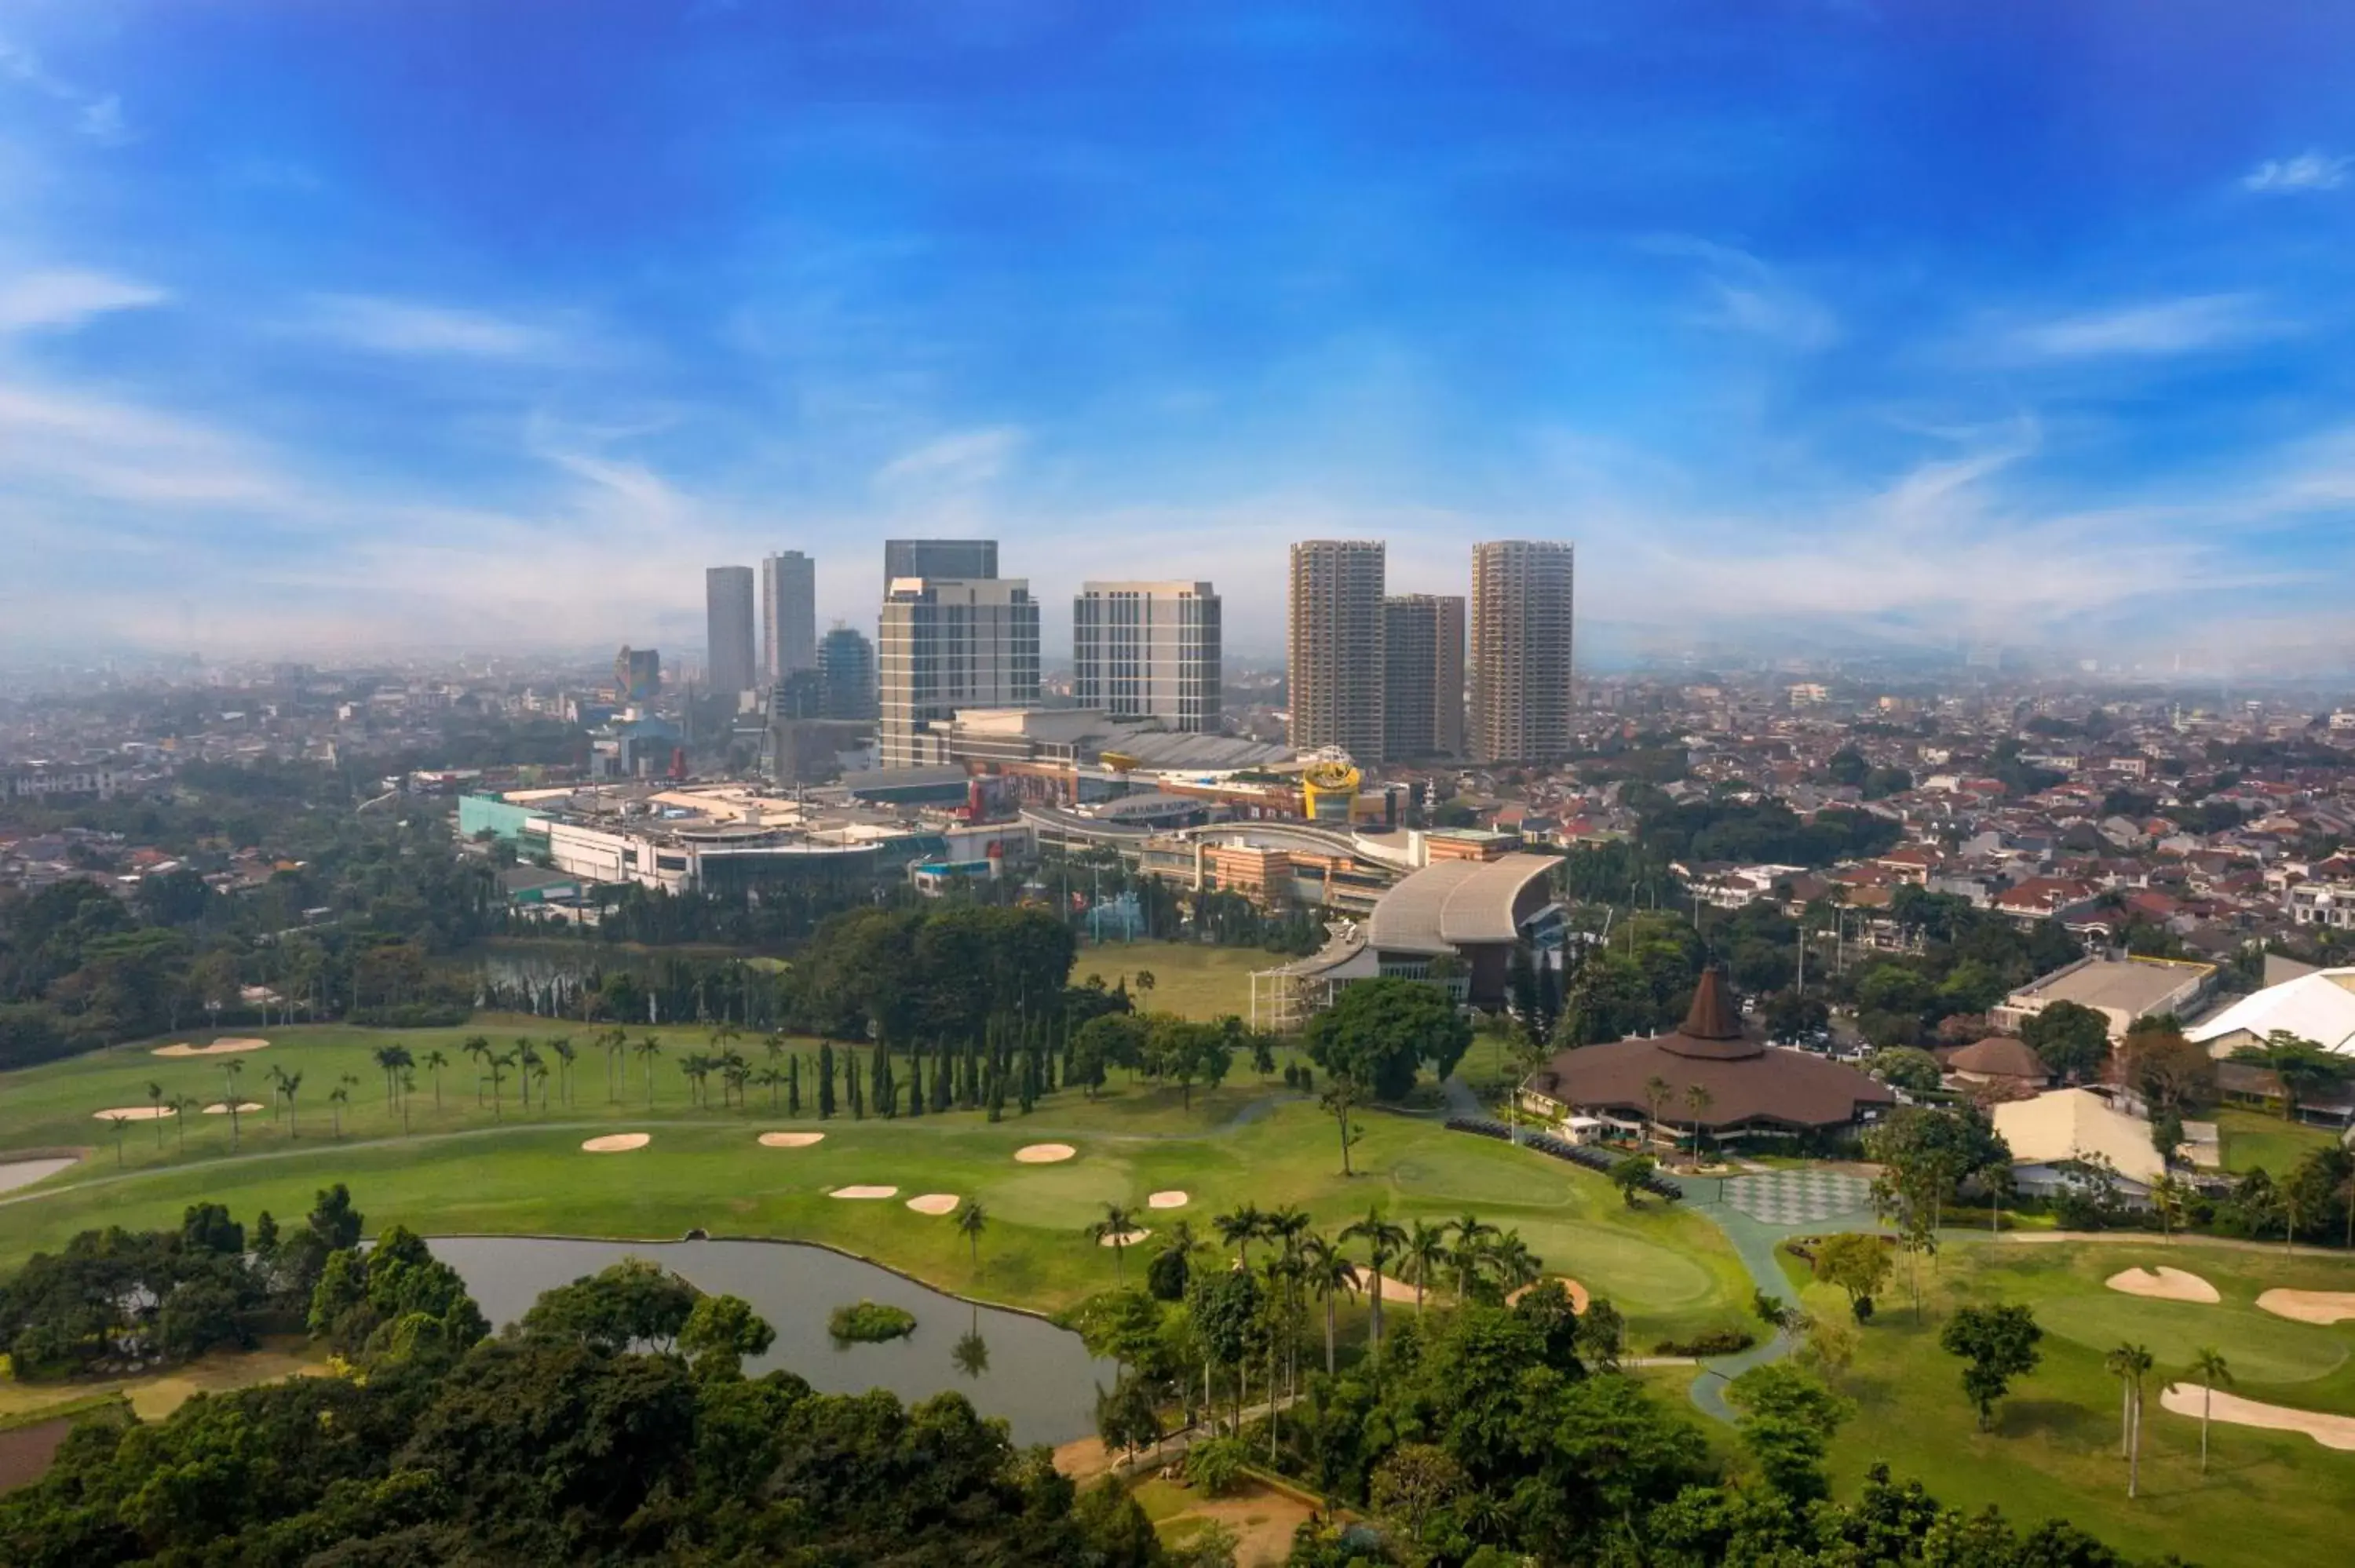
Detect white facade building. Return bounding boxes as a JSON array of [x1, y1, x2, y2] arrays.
[[1072, 580, 1221, 734], [878, 577, 1041, 769]]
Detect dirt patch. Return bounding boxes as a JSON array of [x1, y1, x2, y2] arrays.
[[580, 1132, 651, 1152], [1015, 1143, 1077, 1164], [2159, 1382, 2355, 1451], [1506, 1276, 1591, 1312], [1163, 1481, 1320, 1567], [0, 1417, 78, 1493], [1148, 1191, 1189, 1209], [2105, 1266, 2219, 1304], [831, 1185, 898, 1199], [1099, 1227, 1152, 1247], [2258, 1289, 2355, 1325], [200, 1102, 265, 1116], [0, 1158, 78, 1195], [91, 1106, 177, 1121], [905, 1193, 961, 1215], [758, 1131, 826, 1148], [152, 1037, 269, 1057]]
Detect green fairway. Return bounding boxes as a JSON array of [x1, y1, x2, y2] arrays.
[[1068, 939, 1274, 1021], [2216, 1107, 2337, 1176], [1787, 1236, 2355, 1568], [0, 1022, 1749, 1340]]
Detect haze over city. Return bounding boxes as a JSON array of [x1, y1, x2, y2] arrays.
[[5, 1, 2355, 670]]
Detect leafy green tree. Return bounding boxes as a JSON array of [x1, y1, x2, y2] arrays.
[[1868, 1045, 1943, 1093], [678, 1293, 775, 1376], [2022, 1000, 2111, 1082], [1727, 1362, 1853, 1501], [1939, 1303, 2043, 1431], [1811, 1233, 1891, 1322], [1608, 1153, 1658, 1207], [1302, 977, 1473, 1101]]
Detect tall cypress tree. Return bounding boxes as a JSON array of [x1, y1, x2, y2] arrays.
[[847, 1056, 864, 1119], [906, 1049, 923, 1117], [930, 1041, 953, 1113], [816, 1045, 836, 1119], [787, 1054, 801, 1116]]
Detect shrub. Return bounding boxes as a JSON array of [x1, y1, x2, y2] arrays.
[[827, 1301, 916, 1343], [1651, 1327, 1755, 1357], [1185, 1435, 1250, 1497]]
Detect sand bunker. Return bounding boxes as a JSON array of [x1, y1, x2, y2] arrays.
[[906, 1194, 961, 1215], [2257, 1289, 2355, 1325], [581, 1133, 651, 1152], [152, 1037, 268, 1058], [1099, 1227, 1152, 1247], [1015, 1143, 1076, 1164], [831, 1185, 898, 1199], [2105, 1266, 2220, 1304], [1507, 1276, 1592, 1313], [200, 1102, 266, 1115], [758, 1131, 827, 1148], [1367, 1274, 1435, 1305], [2160, 1382, 2355, 1452], [1148, 1191, 1189, 1209], [92, 1106, 178, 1122]]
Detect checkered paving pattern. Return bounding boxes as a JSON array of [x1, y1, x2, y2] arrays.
[[1722, 1169, 1875, 1227]]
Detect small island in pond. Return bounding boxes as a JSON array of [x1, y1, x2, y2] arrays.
[[828, 1300, 916, 1343]]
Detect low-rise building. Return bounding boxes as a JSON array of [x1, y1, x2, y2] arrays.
[[1991, 954, 2217, 1043]]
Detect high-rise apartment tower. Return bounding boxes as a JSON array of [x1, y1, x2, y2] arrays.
[[816, 626, 878, 720], [1468, 540, 1575, 764], [1286, 540, 1386, 760], [704, 565, 758, 697], [760, 551, 817, 682], [882, 538, 998, 585], [1383, 594, 1466, 759], [1072, 581, 1222, 733], [877, 578, 1039, 768]]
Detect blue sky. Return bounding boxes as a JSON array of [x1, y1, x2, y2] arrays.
[[4, 0, 2354, 668]]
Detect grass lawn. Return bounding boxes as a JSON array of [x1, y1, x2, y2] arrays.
[[0, 1022, 1751, 1342], [1788, 1234, 2355, 1568], [0, 1338, 326, 1427], [2216, 1107, 2338, 1176], [1068, 940, 1278, 1022]]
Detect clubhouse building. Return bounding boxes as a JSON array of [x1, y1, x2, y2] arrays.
[[1521, 970, 1895, 1147]]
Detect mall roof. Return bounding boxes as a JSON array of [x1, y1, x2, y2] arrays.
[[2186, 970, 2355, 1056], [1367, 851, 1564, 954]]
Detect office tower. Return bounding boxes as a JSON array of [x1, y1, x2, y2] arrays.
[[613, 646, 661, 702], [878, 578, 1040, 768], [1469, 540, 1576, 764], [1072, 581, 1222, 733], [1287, 540, 1386, 760], [1383, 594, 1466, 759], [816, 626, 878, 720], [704, 566, 758, 696], [883, 538, 997, 585], [760, 551, 817, 682]]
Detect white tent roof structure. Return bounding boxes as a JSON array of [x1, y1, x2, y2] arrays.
[[2186, 969, 2355, 1056], [1992, 1088, 2167, 1188]]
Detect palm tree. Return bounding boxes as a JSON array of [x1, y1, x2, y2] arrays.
[[327, 1082, 351, 1140], [1090, 1202, 1141, 1286], [1214, 1203, 1268, 1267], [145, 1081, 166, 1147], [279, 1069, 303, 1137], [423, 1049, 449, 1112], [957, 1200, 989, 1274], [105, 1112, 129, 1166], [636, 1036, 663, 1107], [754, 1066, 785, 1109], [1301, 1234, 1359, 1377], [1404, 1220, 1448, 1317], [1341, 1206, 1408, 1358], [224, 1060, 245, 1149], [462, 1035, 491, 1105], [550, 1037, 576, 1107], [487, 1052, 513, 1121], [1488, 1230, 1542, 1296], [1682, 1082, 1715, 1162], [1450, 1213, 1499, 1305], [372, 1045, 406, 1107], [1642, 1074, 1673, 1150], [2187, 1347, 2233, 1474], [170, 1094, 200, 1154], [2106, 1341, 2156, 1497], [516, 1040, 543, 1110]]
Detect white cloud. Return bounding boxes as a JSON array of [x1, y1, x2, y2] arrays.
[[874, 426, 1024, 490], [0, 268, 165, 331], [1644, 235, 1840, 350], [0, 35, 132, 144], [303, 294, 553, 359], [1996, 294, 2269, 360], [2242, 150, 2349, 194]]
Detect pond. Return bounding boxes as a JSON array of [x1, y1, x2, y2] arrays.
[[425, 1235, 1116, 1446]]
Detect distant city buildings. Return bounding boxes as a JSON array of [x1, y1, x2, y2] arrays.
[[1383, 593, 1466, 759], [883, 538, 998, 585], [1072, 581, 1222, 734], [703, 565, 758, 698], [760, 552, 816, 682], [1469, 540, 1575, 764], [1287, 540, 1386, 761], [816, 626, 878, 720], [878, 575, 1039, 768], [613, 647, 661, 702]]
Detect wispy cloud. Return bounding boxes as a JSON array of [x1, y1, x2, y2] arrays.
[[0, 268, 166, 331], [2242, 149, 2349, 194], [874, 426, 1024, 490], [1644, 236, 1839, 350], [0, 35, 132, 144], [1995, 293, 2271, 361], [301, 294, 555, 359]]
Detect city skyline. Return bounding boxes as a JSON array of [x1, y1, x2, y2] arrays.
[[5, 5, 2355, 671]]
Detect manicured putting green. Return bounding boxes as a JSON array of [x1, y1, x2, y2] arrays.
[[2039, 1295, 2349, 1385], [1501, 1223, 1722, 1313]]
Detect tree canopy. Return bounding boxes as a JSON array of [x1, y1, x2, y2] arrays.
[[1302, 978, 1473, 1100]]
